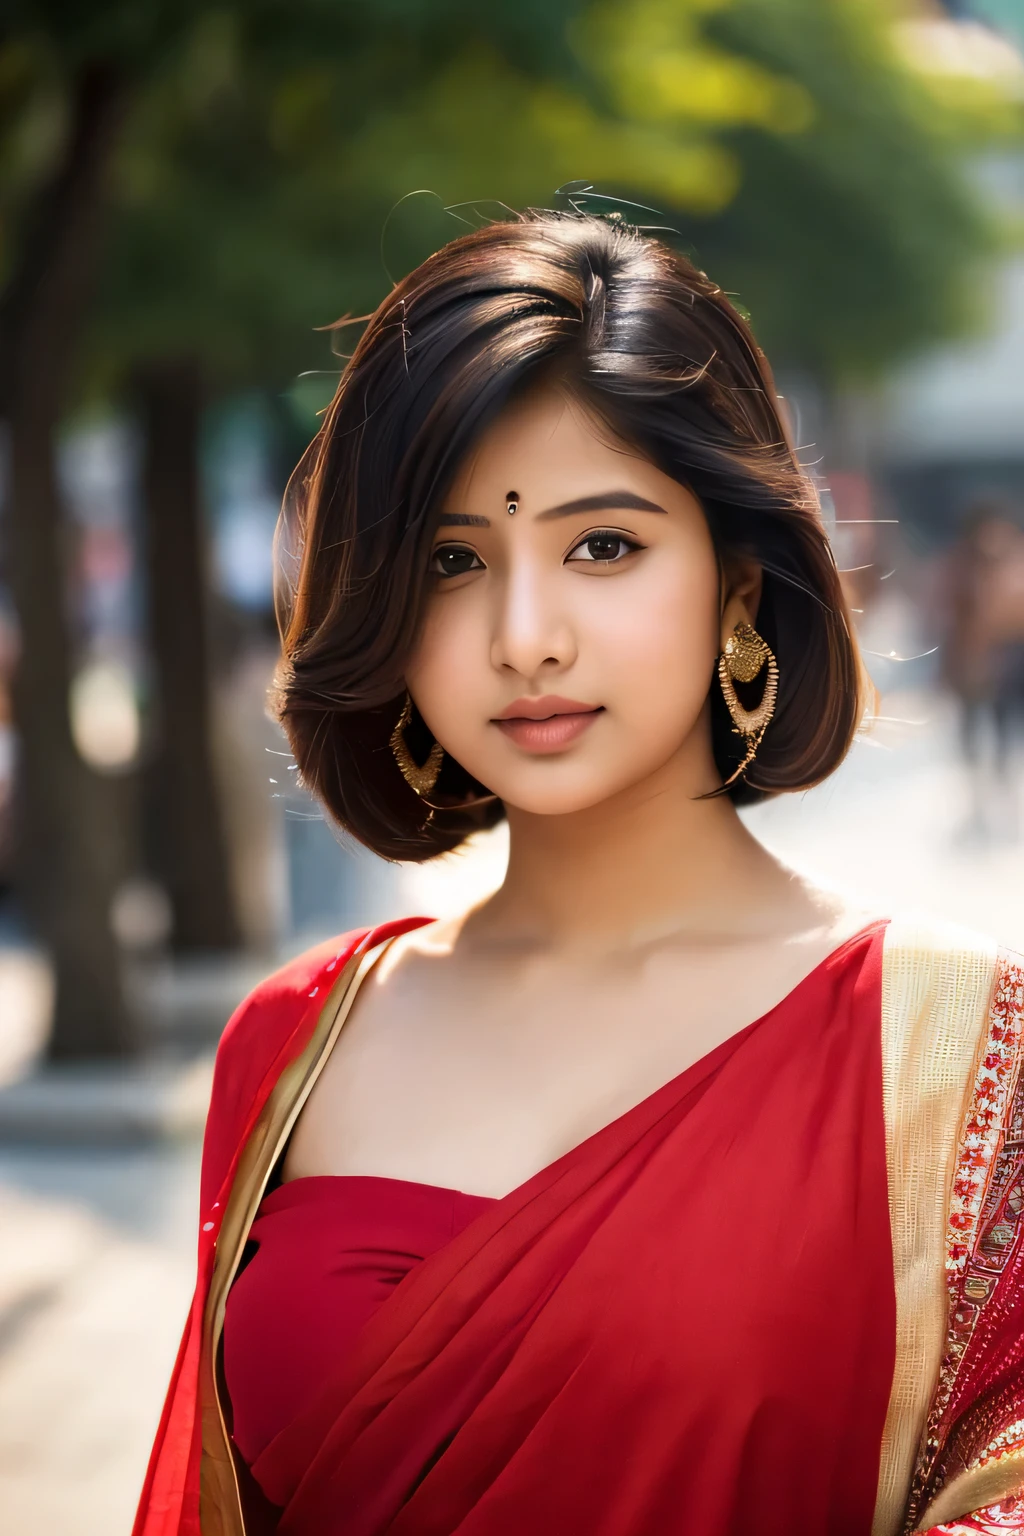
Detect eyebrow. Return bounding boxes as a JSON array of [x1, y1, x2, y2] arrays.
[[435, 512, 491, 527], [535, 491, 667, 520], [436, 491, 666, 530]]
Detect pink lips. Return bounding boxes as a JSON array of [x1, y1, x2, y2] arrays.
[[493, 695, 603, 753]]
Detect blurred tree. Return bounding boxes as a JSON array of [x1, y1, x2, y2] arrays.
[[666, 0, 1010, 381], [0, 46, 136, 1056], [0, 5, 219, 1055], [135, 355, 241, 952]]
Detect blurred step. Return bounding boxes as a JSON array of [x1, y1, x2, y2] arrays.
[[0, 1057, 213, 1147]]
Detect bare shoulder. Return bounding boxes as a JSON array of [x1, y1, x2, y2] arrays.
[[720, 868, 881, 983], [372, 913, 471, 984], [343, 913, 477, 1029], [280, 913, 486, 1184]]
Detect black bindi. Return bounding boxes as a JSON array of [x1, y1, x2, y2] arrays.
[[506, 490, 519, 516]]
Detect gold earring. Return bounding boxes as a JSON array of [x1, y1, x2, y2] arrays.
[[717, 622, 778, 787], [390, 694, 443, 796]]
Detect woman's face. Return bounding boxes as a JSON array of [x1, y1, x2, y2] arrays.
[[405, 384, 754, 816]]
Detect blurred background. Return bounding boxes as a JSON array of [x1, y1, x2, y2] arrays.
[[0, 0, 1023, 1529]]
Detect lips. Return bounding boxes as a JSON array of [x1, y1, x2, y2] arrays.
[[493, 696, 603, 753]]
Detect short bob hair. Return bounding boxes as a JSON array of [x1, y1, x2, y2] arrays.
[[275, 211, 862, 861]]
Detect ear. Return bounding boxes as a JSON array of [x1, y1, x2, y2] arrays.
[[719, 556, 763, 649]]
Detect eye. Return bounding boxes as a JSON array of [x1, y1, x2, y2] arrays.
[[430, 543, 485, 579], [566, 530, 643, 564]]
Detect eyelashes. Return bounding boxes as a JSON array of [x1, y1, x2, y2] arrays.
[[429, 528, 645, 579], [429, 545, 484, 578], [565, 531, 643, 564]]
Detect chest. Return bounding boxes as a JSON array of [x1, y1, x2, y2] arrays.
[[287, 945, 829, 1197]]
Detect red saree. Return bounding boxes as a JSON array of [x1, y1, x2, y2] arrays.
[[133, 917, 1024, 1536], [252, 921, 894, 1535]]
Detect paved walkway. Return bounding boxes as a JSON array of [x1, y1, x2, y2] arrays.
[[0, 1143, 200, 1535], [2, 687, 1023, 1533]]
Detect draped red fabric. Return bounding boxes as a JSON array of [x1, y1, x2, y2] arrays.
[[247, 921, 895, 1536], [132, 920, 432, 1536], [224, 1177, 498, 1466]]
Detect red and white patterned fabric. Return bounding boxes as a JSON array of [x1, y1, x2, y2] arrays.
[[911, 957, 1024, 1533]]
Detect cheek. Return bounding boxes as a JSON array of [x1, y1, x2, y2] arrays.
[[586, 555, 720, 716], [405, 592, 487, 719]]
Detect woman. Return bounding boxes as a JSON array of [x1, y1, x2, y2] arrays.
[[134, 213, 1024, 1536]]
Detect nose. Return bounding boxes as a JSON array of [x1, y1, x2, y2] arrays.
[[489, 554, 577, 680]]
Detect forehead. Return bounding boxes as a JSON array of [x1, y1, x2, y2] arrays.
[[442, 384, 683, 515]]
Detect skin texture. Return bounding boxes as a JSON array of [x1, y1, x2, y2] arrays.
[[285, 385, 872, 1199]]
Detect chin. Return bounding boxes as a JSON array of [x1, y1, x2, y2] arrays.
[[494, 767, 656, 819], [502, 792, 610, 818]]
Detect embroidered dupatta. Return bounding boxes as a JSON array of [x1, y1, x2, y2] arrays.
[[132, 917, 1024, 1536], [878, 925, 1024, 1534]]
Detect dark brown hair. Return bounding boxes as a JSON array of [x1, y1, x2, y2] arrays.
[[275, 211, 862, 860]]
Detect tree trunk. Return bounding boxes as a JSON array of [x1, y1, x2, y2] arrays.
[[0, 63, 135, 1057], [137, 357, 242, 952]]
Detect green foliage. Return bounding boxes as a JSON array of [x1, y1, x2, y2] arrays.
[[0, 0, 1015, 401], [83, 2, 596, 391], [670, 0, 1010, 379]]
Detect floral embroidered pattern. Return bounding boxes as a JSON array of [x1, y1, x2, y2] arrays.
[[906, 957, 1024, 1531], [982, 1423, 1024, 1462], [923, 1496, 1024, 1534], [946, 964, 1024, 1280]]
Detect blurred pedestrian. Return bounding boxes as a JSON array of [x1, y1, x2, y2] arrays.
[[942, 497, 1024, 840]]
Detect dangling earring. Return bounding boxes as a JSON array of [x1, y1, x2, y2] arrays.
[[390, 693, 443, 796], [717, 622, 779, 787]]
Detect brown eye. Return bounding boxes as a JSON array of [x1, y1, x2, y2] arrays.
[[429, 544, 484, 578], [567, 531, 642, 564]]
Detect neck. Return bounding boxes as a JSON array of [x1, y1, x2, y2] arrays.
[[474, 741, 820, 955]]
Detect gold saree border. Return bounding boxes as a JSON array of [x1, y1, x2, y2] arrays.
[[873, 916, 997, 1536], [198, 935, 395, 1536]]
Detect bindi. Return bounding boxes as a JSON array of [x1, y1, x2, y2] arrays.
[[506, 490, 519, 516]]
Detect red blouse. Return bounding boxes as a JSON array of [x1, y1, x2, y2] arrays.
[[224, 1176, 496, 1468]]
